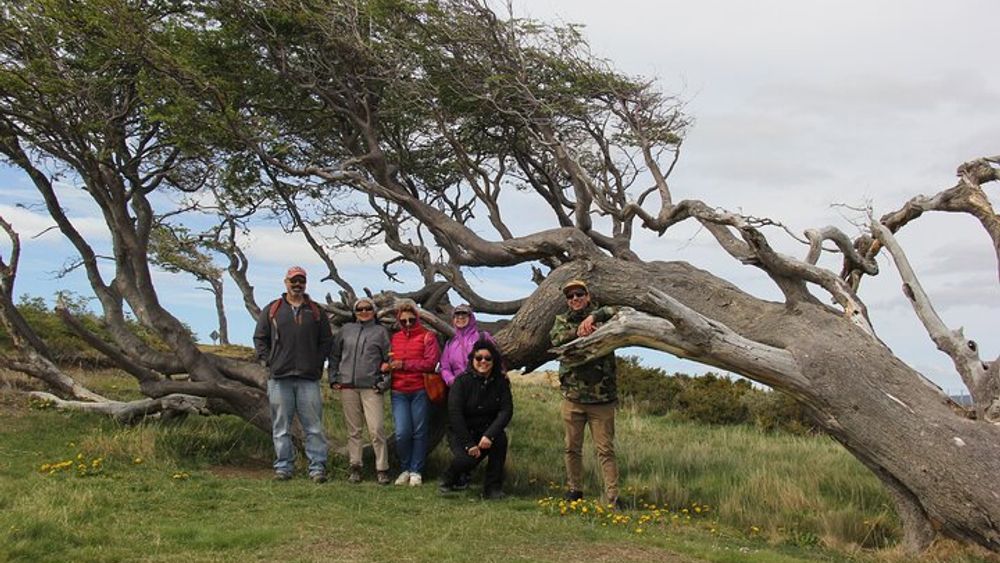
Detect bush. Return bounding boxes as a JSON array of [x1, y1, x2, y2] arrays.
[[743, 388, 818, 435], [616, 355, 684, 415], [616, 355, 816, 434], [675, 373, 753, 426], [0, 293, 187, 367]]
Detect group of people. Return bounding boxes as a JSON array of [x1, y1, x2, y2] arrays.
[[253, 266, 623, 507]]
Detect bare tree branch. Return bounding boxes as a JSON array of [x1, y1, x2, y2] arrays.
[[871, 217, 999, 419]]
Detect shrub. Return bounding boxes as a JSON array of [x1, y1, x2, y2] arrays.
[[616, 356, 816, 433], [675, 372, 753, 426], [616, 355, 684, 415], [743, 388, 818, 435], [0, 293, 187, 367]]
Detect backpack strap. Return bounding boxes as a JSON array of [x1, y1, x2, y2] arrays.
[[268, 298, 283, 320]]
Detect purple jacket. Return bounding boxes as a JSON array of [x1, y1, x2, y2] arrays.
[[440, 312, 496, 386]]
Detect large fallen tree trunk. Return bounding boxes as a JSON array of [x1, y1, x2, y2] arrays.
[[28, 391, 210, 424], [536, 255, 998, 552]]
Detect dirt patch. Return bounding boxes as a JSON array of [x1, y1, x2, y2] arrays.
[[520, 541, 700, 562], [254, 532, 369, 562], [0, 371, 37, 419], [207, 463, 275, 480]]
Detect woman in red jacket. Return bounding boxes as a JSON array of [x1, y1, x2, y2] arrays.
[[385, 299, 440, 486]]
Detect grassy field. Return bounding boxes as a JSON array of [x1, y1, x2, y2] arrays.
[[0, 369, 993, 562]]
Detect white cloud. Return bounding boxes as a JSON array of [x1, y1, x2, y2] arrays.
[[239, 226, 398, 268], [0, 204, 111, 242]]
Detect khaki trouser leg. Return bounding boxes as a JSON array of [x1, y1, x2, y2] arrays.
[[561, 399, 587, 491], [359, 389, 389, 472], [340, 388, 365, 467], [587, 401, 619, 502]]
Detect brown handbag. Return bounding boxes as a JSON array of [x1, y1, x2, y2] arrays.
[[424, 372, 447, 405]]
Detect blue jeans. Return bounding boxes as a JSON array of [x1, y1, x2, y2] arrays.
[[391, 390, 429, 473], [268, 377, 328, 475]]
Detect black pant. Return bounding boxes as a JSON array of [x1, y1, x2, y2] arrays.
[[443, 431, 507, 492]]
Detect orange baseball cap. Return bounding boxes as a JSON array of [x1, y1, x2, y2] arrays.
[[285, 266, 308, 280]]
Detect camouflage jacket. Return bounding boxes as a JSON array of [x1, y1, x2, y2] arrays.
[[549, 303, 618, 404]]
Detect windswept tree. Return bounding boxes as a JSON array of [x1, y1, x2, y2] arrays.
[[149, 224, 230, 345], [0, 0, 270, 429], [1, 0, 999, 554]]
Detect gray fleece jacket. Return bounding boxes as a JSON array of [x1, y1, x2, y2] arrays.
[[329, 319, 391, 388]]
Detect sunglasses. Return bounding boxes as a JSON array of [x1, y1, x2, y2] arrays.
[[355, 306, 374, 312], [473, 354, 493, 362], [288, 277, 307, 284], [565, 290, 588, 299], [400, 317, 417, 326], [453, 311, 471, 317]]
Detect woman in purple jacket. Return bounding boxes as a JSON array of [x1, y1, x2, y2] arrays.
[[439, 304, 497, 489], [440, 304, 497, 387]]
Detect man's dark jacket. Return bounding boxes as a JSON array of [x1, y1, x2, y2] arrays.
[[253, 294, 333, 380]]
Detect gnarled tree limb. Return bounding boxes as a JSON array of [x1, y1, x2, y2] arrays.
[[871, 217, 999, 419]]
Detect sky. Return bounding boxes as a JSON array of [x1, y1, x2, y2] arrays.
[[2, 0, 998, 395]]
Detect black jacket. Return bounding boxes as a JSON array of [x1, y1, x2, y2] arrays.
[[448, 369, 513, 449], [253, 294, 333, 380]]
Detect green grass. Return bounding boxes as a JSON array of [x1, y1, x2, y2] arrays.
[[0, 371, 994, 562]]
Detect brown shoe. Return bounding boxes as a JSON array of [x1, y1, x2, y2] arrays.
[[348, 465, 362, 484], [376, 470, 391, 485]]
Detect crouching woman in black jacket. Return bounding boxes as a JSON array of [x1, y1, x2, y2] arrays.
[[438, 339, 513, 499]]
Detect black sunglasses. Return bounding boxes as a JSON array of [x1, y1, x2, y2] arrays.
[[355, 306, 374, 312], [288, 277, 307, 284], [565, 290, 588, 299], [473, 354, 493, 362], [453, 311, 470, 317], [400, 317, 417, 326]]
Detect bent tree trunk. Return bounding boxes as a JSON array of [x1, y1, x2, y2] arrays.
[[498, 254, 1000, 553]]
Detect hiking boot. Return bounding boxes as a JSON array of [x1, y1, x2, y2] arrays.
[[563, 489, 583, 502], [348, 465, 362, 484], [453, 471, 471, 491], [438, 481, 459, 494], [273, 472, 292, 481], [394, 471, 411, 486], [409, 473, 423, 487], [482, 489, 506, 501], [310, 472, 327, 484], [376, 471, 391, 485]]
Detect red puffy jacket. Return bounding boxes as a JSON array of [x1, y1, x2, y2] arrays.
[[389, 317, 440, 393]]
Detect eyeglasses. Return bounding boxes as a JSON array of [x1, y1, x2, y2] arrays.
[[565, 290, 588, 299], [400, 318, 417, 326], [355, 306, 374, 312], [473, 354, 493, 363]]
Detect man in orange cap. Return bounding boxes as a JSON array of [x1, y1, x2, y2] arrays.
[[253, 266, 332, 482]]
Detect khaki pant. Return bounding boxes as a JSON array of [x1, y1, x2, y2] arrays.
[[562, 399, 618, 502], [340, 388, 388, 471]]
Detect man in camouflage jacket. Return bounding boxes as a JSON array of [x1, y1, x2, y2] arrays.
[[549, 279, 622, 508]]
